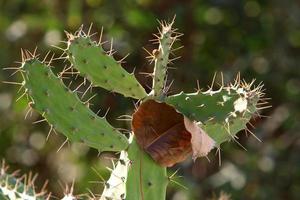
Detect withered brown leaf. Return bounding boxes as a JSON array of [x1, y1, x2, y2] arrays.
[[132, 100, 192, 167]]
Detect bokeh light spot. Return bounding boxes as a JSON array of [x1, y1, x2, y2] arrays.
[[29, 132, 46, 150], [0, 93, 12, 110], [258, 156, 274, 172], [204, 7, 223, 25], [252, 56, 269, 74], [244, 1, 261, 17], [5, 20, 27, 41], [44, 30, 61, 46]]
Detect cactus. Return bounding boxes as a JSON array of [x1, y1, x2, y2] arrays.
[[0, 160, 79, 200], [0, 160, 49, 200], [125, 138, 168, 200], [164, 76, 263, 146], [21, 58, 128, 152], [148, 17, 181, 98], [64, 28, 147, 99], [3, 18, 268, 200]]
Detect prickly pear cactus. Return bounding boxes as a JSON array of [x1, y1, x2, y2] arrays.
[[65, 30, 147, 99], [0, 160, 48, 200], [3, 18, 268, 200]]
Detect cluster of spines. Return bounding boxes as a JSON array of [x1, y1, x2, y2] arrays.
[[166, 73, 267, 121], [0, 160, 50, 200], [0, 161, 84, 200]]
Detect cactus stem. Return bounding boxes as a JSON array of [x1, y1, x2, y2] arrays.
[[150, 17, 182, 99], [126, 137, 168, 200]]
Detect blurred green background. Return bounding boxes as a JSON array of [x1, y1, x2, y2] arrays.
[[0, 0, 299, 199]]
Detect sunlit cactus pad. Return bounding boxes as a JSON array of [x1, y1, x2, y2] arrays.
[[165, 75, 265, 146], [65, 28, 147, 99], [20, 55, 128, 152]]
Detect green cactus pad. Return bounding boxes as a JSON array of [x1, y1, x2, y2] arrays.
[[165, 83, 261, 145], [21, 59, 129, 152], [126, 138, 168, 200], [66, 35, 147, 99]]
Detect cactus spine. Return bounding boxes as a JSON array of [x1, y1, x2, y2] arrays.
[[2, 19, 268, 200]]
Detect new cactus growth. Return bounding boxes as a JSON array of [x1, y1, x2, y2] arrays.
[[3, 18, 268, 200], [149, 18, 181, 98]]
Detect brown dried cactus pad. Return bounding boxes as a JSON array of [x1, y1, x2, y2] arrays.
[[132, 99, 192, 167]]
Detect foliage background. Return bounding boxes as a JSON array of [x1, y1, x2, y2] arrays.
[[0, 0, 299, 199]]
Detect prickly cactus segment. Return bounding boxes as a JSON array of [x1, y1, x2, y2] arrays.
[[66, 34, 147, 99], [126, 138, 168, 200], [151, 18, 180, 98], [165, 81, 262, 146], [21, 59, 129, 151], [100, 151, 129, 200], [0, 175, 46, 200], [0, 162, 48, 200]]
